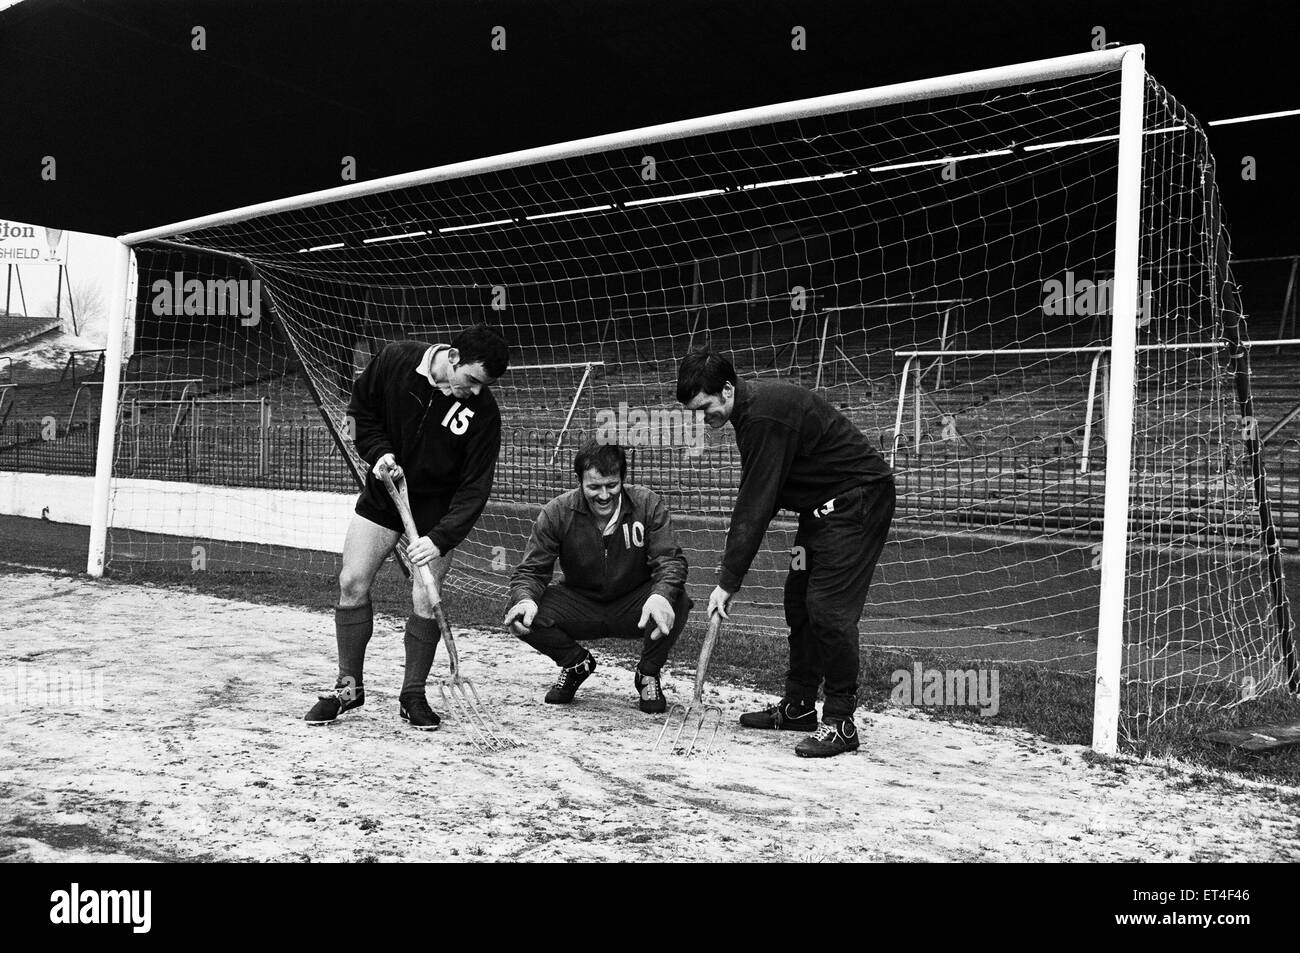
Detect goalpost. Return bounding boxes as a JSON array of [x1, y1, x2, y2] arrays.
[[87, 45, 1294, 751]]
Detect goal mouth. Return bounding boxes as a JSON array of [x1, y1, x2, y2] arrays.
[[76, 45, 1294, 751]]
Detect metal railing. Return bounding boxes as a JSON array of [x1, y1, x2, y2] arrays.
[[2, 421, 1297, 551]]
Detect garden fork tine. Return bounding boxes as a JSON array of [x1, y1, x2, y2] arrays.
[[654, 612, 724, 756], [380, 467, 517, 752], [432, 613, 517, 752]]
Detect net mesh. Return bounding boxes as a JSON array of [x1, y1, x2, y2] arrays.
[[100, 65, 1292, 743]]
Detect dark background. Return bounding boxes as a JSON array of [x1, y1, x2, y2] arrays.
[[0, 0, 1296, 257]]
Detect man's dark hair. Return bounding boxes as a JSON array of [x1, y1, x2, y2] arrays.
[[451, 324, 510, 379], [676, 349, 737, 404], [573, 440, 627, 481]]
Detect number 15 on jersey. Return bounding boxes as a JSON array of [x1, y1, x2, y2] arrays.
[[440, 401, 475, 435]]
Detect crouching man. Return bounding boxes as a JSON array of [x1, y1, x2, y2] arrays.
[[504, 441, 691, 713]]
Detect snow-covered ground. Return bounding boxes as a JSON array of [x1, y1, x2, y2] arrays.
[[2, 571, 1298, 862], [5, 330, 104, 377]]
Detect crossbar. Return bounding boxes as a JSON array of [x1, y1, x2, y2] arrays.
[[117, 48, 1133, 246], [898, 340, 1300, 358]]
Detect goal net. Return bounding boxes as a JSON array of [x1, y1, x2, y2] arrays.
[[95, 47, 1294, 747]]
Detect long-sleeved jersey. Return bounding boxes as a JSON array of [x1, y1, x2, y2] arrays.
[[508, 484, 688, 607], [348, 340, 500, 552], [719, 378, 892, 592]]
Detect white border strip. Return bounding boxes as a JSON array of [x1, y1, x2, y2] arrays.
[[6, 472, 354, 553]]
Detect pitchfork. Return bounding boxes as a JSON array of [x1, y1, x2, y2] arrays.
[[654, 611, 724, 756], [380, 468, 517, 753]]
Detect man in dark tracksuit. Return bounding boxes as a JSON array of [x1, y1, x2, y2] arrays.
[[304, 324, 509, 731], [505, 441, 691, 714], [678, 350, 894, 758]]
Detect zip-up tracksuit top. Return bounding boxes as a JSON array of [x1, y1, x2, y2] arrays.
[[720, 378, 892, 592], [508, 484, 688, 608], [348, 341, 501, 553]]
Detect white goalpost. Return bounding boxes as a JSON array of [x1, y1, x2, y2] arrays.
[[1091, 46, 1146, 754], [87, 240, 132, 578], [84, 45, 1295, 751]]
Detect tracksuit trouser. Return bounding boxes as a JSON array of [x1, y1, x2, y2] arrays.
[[783, 479, 895, 720], [516, 581, 692, 676]]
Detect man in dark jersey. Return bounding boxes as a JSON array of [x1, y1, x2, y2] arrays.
[[504, 441, 690, 713], [305, 324, 509, 731], [677, 350, 894, 758]]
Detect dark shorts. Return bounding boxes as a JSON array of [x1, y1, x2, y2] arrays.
[[354, 479, 451, 537]]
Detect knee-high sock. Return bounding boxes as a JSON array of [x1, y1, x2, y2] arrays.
[[335, 602, 373, 686], [401, 614, 441, 696]]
